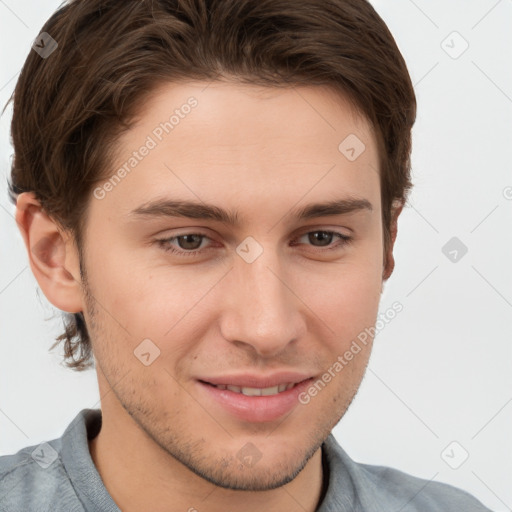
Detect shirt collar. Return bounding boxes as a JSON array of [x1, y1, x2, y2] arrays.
[[61, 408, 120, 512]]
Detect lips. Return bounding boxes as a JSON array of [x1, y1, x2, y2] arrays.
[[196, 372, 315, 422]]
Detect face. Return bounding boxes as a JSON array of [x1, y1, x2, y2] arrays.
[[81, 81, 386, 490]]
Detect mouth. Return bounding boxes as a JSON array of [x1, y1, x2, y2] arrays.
[[196, 376, 315, 423], [199, 381, 298, 396]]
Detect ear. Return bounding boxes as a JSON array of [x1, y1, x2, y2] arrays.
[[15, 192, 84, 313], [382, 201, 404, 282]]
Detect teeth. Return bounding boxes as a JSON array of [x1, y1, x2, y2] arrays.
[[260, 386, 279, 396], [216, 383, 295, 396]]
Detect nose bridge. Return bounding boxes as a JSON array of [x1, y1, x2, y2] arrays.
[[221, 248, 303, 356]]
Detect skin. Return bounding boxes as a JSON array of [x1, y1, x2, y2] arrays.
[[16, 80, 402, 512]]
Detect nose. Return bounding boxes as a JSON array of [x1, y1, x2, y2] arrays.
[[219, 251, 306, 358]]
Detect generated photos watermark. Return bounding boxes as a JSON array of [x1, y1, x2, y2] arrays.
[[298, 301, 403, 405], [93, 96, 198, 200]]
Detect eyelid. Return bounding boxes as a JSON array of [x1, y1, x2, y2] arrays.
[[155, 223, 352, 239], [293, 224, 352, 237]]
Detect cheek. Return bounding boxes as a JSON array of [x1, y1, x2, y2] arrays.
[[299, 258, 382, 339], [92, 247, 222, 352]]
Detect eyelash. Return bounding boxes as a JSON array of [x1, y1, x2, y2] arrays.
[[155, 230, 353, 258]]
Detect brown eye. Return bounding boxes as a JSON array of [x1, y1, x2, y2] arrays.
[[156, 233, 211, 257], [294, 230, 352, 250], [175, 234, 204, 250], [307, 231, 335, 247]]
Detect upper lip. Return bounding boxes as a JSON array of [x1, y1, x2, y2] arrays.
[[198, 372, 313, 389]]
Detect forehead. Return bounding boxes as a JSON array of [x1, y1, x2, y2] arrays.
[[90, 80, 380, 224], [142, 79, 373, 138]]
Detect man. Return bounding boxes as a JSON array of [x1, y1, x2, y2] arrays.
[[0, 0, 493, 510]]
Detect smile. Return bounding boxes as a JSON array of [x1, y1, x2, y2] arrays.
[[210, 383, 296, 396]]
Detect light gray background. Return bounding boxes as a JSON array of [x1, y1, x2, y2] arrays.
[[1, 1, 511, 510]]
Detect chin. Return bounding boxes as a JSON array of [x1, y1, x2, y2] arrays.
[[190, 460, 306, 491]]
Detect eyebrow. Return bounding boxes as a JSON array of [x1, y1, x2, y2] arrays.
[[129, 196, 373, 226]]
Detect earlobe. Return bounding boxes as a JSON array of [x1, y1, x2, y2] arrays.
[[15, 192, 83, 313]]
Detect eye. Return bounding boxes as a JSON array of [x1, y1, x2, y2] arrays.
[[156, 233, 212, 257], [293, 230, 352, 250], [155, 229, 352, 258]]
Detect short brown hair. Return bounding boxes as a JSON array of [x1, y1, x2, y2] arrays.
[[7, 0, 416, 370]]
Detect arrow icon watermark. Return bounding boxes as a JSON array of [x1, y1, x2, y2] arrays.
[[31, 32, 58, 59]]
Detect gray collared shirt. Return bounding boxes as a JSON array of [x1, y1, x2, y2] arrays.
[[0, 409, 493, 511]]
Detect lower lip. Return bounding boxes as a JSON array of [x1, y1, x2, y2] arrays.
[[197, 378, 314, 423]]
